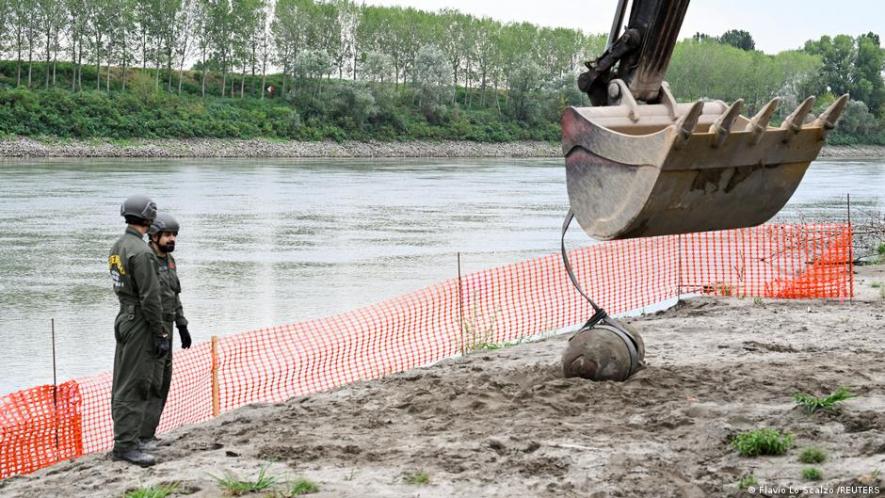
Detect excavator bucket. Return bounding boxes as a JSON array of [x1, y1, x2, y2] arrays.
[[561, 90, 849, 240]]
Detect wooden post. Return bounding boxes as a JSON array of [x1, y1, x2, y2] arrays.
[[51, 318, 59, 456], [847, 193, 854, 303], [457, 253, 465, 356], [676, 234, 682, 303], [211, 336, 220, 417]]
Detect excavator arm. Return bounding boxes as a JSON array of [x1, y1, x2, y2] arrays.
[[580, 0, 689, 106], [561, 0, 849, 240]]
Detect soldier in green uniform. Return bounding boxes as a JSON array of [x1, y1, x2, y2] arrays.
[[108, 195, 170, 467], [140, 213, 192, 450]]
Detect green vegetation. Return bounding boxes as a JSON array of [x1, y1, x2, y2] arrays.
[[211, 467, 277, 496], [123, 483, 179, 498], [802, 467, 824, 481], [284, 478, 320, 496], [793, 387, 854, 413], [799, 447, 827, 464], [0, 85, 552, 142], [402, 470, 430, 485], [732, 429, 794, 457], [461, 304, 503, 354], [468, 338, 531, 352], [0, 0, 882, 143], [707, 282, 733, 296], [469, 341, 506, 352], [738, 474, 758, 491]]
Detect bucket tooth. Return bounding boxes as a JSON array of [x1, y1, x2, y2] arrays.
[[708, 99, 743, 148], [674, 101, 704, 147], [780, 96, 816, 142], [745, 97, 780, 145], [813, 93, 850, 134]]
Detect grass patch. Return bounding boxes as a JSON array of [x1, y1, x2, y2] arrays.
[[793, 387, 854, 413], [732, 429, 794, 457], [470, 338, 529, 352], [124, 483, 179, 498], [738, 474, 758, 491], [871, 281, 882, 288], [210, 466, 277, 496], [704, 282, 734, 296], [802, 467, 823, 481], [402, 470, 430, 485], [460, 304, 503, 354], [470, 341, 506, 351], [799, 447, 827, 464], [753, 296, 764, 306], [288, 478, 320, 495]]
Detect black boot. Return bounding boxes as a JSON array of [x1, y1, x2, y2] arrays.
[[138, 437, 161, 452], [111, 448, 157, 467]]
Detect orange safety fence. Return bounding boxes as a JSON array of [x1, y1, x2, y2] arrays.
[[0, 381, 82, 477], [679, 224, 854, 298], [0, 223, 853, 479]]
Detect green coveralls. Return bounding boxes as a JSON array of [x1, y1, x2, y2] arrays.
[[141, 248, 187, 440], [108, 227, 166, 452]]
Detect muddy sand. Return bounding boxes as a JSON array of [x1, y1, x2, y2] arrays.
[[2, 266, 884, 498]]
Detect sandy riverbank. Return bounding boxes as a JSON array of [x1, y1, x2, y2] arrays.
[[1, 137, 883, 159], [1, 265, 883, 497]]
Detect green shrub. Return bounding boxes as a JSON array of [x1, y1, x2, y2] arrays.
[[210, 466, 277, 496], [802, 467, 823, 481], [793, 387, 854, 413], [402, 470, 430, 485], [799, 447, 826, 464], [738, 474, 758, 491], [124, 483, 179, 498], [289, 478, 320, 495], [732, 429, 794, 457]]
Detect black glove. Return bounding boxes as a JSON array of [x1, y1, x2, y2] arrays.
[[154, 334, 171, 357], [178, 324, 192, 349]]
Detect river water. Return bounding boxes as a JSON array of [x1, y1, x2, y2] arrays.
[[1, 157, 883, 395]]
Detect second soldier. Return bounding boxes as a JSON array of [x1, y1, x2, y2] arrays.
[[141, 213, 192, 450]]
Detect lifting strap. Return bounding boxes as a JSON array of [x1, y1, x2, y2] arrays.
[[561, 209, 642, 377]]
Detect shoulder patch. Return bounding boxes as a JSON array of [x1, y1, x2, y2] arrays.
[[108, 254, 126, 275]]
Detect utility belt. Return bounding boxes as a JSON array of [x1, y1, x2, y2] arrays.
[[117, 296, 141, 307], [118, 302, 141, 321], [118, 299, 173, 324]]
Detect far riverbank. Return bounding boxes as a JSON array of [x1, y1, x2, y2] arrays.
[[1, 137, 883, 160]]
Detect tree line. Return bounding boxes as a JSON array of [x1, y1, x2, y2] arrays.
[[0, 0, 605, 101], [0, 0, 882, 144]]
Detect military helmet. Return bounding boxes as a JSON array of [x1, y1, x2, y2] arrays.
[[149, 213, 180, 236], [120, 195, 158, 223]]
